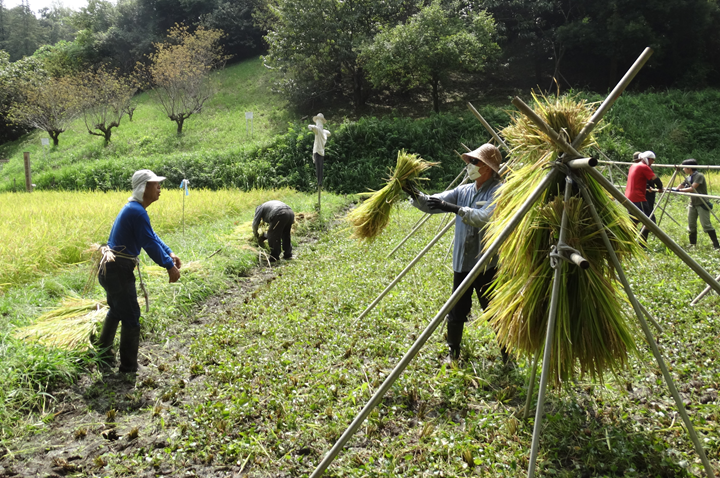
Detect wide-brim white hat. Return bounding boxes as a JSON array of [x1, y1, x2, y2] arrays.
[[312, 113, 327, 124]]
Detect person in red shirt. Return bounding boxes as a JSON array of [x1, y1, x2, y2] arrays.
[[625, 151, 659, 245]]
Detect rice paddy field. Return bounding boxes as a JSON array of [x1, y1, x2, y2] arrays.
[[0, 177, 719, 477]]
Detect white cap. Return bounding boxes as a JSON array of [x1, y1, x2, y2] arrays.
[[129, 169, 166, 202], [639, 151, 656, 160]]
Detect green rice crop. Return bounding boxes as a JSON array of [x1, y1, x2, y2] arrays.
[[0, 188, 311, 288]]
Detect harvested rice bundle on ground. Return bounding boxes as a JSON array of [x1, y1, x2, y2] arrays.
[[347, 150, 437, 241], [483, 92, 643, 387], [14, 297, 108, 350]]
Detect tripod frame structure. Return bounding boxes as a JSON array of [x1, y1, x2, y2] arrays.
[[310, 47, 720, 478]]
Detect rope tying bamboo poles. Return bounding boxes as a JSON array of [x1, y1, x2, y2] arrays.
[[510, 93, 715, 478]]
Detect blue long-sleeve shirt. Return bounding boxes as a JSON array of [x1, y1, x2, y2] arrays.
[[107, 201, 174, 269], [410, 178, 501, 273]]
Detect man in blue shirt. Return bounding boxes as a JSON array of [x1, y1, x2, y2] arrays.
[[96, 170, 181, 373], [406, 144, 505, 363]]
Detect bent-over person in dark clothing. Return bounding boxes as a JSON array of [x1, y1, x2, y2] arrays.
[[97, 169, 181, 373], [253, 200, 295, 262]]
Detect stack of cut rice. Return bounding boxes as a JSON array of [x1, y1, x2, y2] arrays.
[[14, 297, 108, 350], [483, 93, 644, 386]]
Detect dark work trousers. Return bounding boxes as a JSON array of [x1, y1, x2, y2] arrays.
[[631, 200, 651, 243], [267, 208, 295, 260], [646, 193, 658, 224], [448, 267, 497, 324], [313, 153, 324, 188], [98, 259, 141, 328]]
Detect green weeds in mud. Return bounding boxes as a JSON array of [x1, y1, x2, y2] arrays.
[[1, 186, 720, 476], [0, 190, 348, 442]]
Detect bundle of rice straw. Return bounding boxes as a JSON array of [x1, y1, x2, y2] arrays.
[[347, 150, 438, 241], [482, 92, 644, 387], [14, 297, 108, 350]]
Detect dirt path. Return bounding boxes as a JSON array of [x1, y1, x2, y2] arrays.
[[0, 265, 281, 478]]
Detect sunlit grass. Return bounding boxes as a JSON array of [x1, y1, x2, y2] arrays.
[[0, 187, 317, 287]]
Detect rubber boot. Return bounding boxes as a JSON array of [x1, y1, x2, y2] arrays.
[[689, 232, 697, 248], [95, 315, 119, 366], [118, 325, 141, 373], [446, 321, 464, 362], [708, 230, 720, 250], [640, 228, 650, 248]]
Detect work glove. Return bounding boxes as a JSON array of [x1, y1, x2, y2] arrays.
[[427, 197, 461, 214], [402, 183, 422, 200]]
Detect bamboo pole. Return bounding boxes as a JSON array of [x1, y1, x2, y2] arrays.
[[309, 169, 559, 478], [527, 176, 573, 478], [577, 175, 715, 478], [691, 273, 720, 305], [651, 168, 678, 221], [353, 220, 454, 326], [599, 160, 720, 171], [589, 168, 720, 296], [467, 102, 510, 153]]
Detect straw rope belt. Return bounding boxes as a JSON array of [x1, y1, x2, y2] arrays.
[[99, 245, 150, 313]]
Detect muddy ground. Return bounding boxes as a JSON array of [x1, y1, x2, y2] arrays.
[[0, 263, 282, 478]]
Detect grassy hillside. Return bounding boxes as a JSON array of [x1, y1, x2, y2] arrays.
[[0, 57, 293, 186], [2, 58, 720, 195]]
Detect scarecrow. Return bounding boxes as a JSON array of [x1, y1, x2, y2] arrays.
[[308, 113, 331, 189]]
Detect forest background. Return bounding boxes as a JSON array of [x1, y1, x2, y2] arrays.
[[2, 0, 720, 141], [2, 0, 720, 195]]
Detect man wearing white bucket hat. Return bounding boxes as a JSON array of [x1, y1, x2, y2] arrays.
[[405, 143, 508, 365], [96, 169, 182, 373], [308, 113, 331, 188]]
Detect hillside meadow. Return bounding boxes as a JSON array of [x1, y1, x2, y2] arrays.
[[2, 56, 720, 197], [0, 171, 719, 476]]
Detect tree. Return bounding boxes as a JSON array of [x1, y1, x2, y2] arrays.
[[262, 0, 412, 108], [554, 0, 717, 88], [361, 1, 500, 113], [0, 52, 46, 142], [199, 0, 264, 59], [80, 66, 137, 144], [8, 73, 82, 146], [3, 2, 43, 61], [145, 24, 227, 134]]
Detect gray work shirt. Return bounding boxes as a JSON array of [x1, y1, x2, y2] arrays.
[[252, 200, 293, 235], [410, 178, 501, 273]]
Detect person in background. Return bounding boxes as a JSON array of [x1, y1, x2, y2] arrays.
[[625, 150, 659, 245], [96, 170, 181, 373], [643, 152, 663, 223], [676, 158, 720, 249], [253, 200, 295, 262], [404, 144, 506, 364]]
